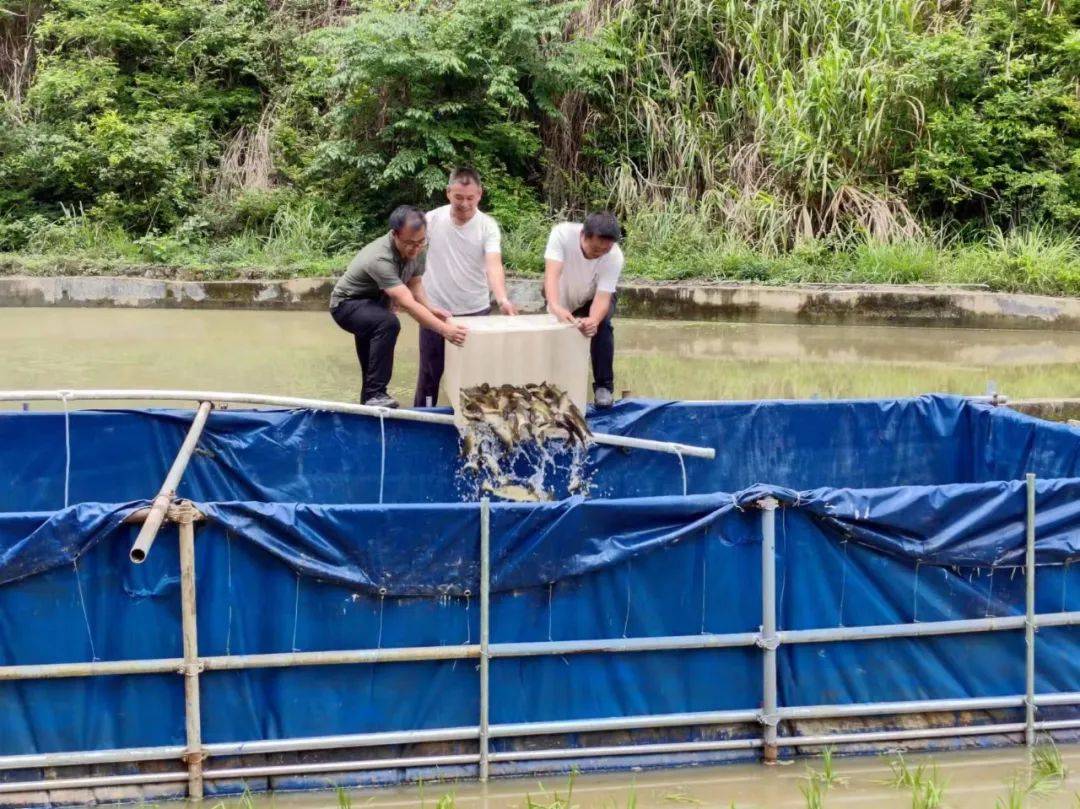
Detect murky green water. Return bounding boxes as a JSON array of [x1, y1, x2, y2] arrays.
[[164, 744, 1080, 808], [2, 308, 1079, 405]]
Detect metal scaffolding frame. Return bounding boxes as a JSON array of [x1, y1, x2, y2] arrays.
[[0, 397, 1076, 801]]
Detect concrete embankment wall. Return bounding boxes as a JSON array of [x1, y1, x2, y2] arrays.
[[3, 275, 1080, 331]]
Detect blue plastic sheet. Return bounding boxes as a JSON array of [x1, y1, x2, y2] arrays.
[[1, 395, 1079, 759]]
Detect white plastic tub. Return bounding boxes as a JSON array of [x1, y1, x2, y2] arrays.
[[442, 314, 589, 422]]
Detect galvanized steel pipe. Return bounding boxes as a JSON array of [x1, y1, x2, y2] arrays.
[[758, 497, 779, 764], [479, 497, 491, 782], [487, 738, 762, 763], [177, 508, 205, 800], [1025, 472, 1037, 747], [490, 708, 760, 739], [130, 400, 212, 563]]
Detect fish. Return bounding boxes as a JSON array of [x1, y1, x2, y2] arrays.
[[489, 416, 514, 447], [458, 382, 594, 500], [482, 481, 550, 502], [460, 429, 476, 458]]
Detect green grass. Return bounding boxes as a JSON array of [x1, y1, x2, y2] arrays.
[[991, 740, 1071, 805], [4, 204, 1080, 297], [805, 747, 847, 790], [526, 770, 579, 809], [799, 776, 826, 809]]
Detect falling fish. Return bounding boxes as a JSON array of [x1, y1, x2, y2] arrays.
[[481, 481, 551, 502], [458, 382, 593, 502], [459, 382, 592, 448]]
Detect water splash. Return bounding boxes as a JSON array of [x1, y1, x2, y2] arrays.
[[455, 384, 595, 502]]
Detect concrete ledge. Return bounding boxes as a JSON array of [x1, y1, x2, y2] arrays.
[[0, 276, 332, 310], [3, 275, 1080, 331]]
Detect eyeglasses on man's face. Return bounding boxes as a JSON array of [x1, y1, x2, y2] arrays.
[[397, 234, 429, 249]]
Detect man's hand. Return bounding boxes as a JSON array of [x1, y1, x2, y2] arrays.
[[498, 298, 518, 316], [577, 316, 599, 338], [548, 304, 577, 325], [430, 306, 452, 321], [441, 320, 469, 346]]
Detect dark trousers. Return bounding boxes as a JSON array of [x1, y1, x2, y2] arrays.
[[331, 298, 401, 402], [413, 306, 490, 407], [574, 298, 615, 391]]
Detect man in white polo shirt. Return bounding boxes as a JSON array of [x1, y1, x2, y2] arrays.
[[413, 167, 518, 407], [543, 212, 624, 408]]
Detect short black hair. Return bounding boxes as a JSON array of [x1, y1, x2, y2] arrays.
[[582, 211, 621, 241], [388, 205, 426, 233], [448, 166, 482, 187]]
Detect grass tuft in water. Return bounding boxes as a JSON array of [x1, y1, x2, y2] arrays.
[[1031, 739, 1068, 786], [799, 777, 825, 809], [814, 747, 847, 788], [911, 771, 947, 809], [885, 753, 929, 790], [337, 786, 353, 809], [996, 777, 1027, 809], [526, 771, 578, 809]]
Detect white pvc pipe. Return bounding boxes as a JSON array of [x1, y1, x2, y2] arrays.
[[0, 389, 716, 459]]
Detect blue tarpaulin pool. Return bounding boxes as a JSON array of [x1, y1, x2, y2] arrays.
[[1, 394, 1079, 795]]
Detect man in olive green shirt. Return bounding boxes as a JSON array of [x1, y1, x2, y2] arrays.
[[331, 206, 468, 408]]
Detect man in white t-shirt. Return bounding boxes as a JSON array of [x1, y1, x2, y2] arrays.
[[544, 212, 624, 408], [413, 167, 518, 406]]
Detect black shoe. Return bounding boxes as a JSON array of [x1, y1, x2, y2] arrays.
[[594, 387, 614, 408], [364, 393, 400, 409]]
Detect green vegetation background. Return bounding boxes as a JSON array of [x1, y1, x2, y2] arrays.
[[1, 0, 1078, 291]]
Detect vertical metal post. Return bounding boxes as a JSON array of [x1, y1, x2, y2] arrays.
[[758, 497, 779, 764], [1025, 473, 1037, 747], [479, 497, 491, 782], [177, 504, 204, 799]]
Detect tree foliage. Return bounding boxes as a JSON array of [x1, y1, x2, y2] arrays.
[[0, 0, 1076, 252]]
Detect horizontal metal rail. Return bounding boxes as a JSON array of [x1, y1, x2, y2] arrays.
[[488, 632, 760, 657], [1, 699, 1079, 793], [487, 738, 762, 762], [5, 609, 1080, 682], [776, 695, 1026, 721], [0, 388, 716, 459], [0, 771, 189, 794], [204, 753, 481, 780], [3, 712, 1080, 795], [489, 709, 761, 739], [775, 723, 1027, 748]]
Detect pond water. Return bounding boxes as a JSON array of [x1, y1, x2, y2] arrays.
[[163, 743, 1080, 808], [2, 308, 1079, 406]]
